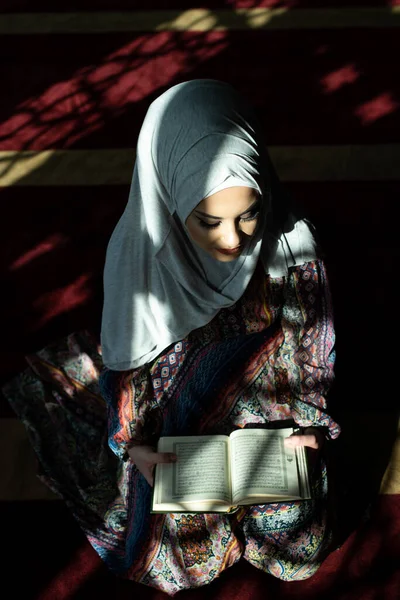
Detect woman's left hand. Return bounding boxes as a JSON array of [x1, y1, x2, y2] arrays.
[[284, 427, 326, 472], [283, 427, 325, 450]]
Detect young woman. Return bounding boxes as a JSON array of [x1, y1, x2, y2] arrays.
[[4, 80, 340, 595]]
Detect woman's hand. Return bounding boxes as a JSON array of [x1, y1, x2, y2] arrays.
[[284, 427, 326, 471], [284, 427, 325, 450], [127, 444, 177, 486]]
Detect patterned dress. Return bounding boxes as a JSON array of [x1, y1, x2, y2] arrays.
[[3, 259, 340, 595]]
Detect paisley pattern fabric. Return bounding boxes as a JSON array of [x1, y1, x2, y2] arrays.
[[3, 260, 340, 595]]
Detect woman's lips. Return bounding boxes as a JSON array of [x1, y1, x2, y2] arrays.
[[216, 246, 242, 256]]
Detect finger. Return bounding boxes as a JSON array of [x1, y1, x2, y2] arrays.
[[152, 452, 178, 464], [284, 435, 319, 450]]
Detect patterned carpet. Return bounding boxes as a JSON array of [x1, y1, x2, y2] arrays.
[[1, 1, 399, 598]]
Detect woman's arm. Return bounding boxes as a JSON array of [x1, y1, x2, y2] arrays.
[[99, 366, 176, 484], [277, 259, 341, 447], [99, 366, 156, 458]]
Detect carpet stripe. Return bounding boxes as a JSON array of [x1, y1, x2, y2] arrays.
[[0, 8, 400, 35], [1, 1, 397, 14], [1, 145, 400, 187], [0, 419, 58, 501], [381, 421, 400, 494]]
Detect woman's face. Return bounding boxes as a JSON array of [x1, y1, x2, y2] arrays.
[[185, 186, 261, 262]]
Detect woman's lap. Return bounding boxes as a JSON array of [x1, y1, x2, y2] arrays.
[[134, 476, 330, 595], [3, 326, 333, 594]]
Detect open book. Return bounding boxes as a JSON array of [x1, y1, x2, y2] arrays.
[[152, 427, 311, 513]]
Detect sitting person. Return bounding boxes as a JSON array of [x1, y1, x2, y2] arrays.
[[4, 79, 340, 595]]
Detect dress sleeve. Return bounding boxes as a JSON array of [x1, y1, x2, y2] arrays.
[[99, 365, 161, 459], [278, 259, 341, 439]]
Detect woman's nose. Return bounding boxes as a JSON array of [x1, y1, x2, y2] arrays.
[[220, 223, 241, 248]]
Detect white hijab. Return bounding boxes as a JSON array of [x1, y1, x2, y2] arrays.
[[101, 80, 317, 370]]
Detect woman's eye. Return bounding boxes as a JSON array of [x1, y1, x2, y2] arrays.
[[240, 210, 260, 223], [198, 219, 220, 229], [196, 208, 259, 229]]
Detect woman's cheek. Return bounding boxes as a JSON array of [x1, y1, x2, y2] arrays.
[[193, 226, 215, 248], [243, 220, 259, 236]]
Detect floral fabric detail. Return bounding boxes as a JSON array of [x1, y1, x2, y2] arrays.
[[3, 260, 339, 595]]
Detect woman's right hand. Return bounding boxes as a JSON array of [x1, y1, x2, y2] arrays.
[[127, 444, 177, 486]]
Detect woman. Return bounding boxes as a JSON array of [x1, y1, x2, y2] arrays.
[[4, 80, 340, 595]]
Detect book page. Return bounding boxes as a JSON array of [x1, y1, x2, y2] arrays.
[[230, 429, 301, 504], [155, 436, 231, 506], [295, 444, 311, 499]]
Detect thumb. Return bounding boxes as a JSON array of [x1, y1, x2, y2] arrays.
[[152, 452, 178, 464]]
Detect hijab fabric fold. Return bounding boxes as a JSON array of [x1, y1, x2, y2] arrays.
[[101, 80, 317, 370]]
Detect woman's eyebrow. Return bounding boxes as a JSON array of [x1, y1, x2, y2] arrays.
[[194, 198, 260, 220]]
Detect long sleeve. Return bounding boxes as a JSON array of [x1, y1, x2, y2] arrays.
[[276, 260, 340, 439], [99, 365, 161, 459]]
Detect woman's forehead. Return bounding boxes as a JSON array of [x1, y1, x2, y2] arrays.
[[195, 187, 259, 218]]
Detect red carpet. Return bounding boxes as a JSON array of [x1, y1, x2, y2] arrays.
[[1, 1, 399, 598]]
